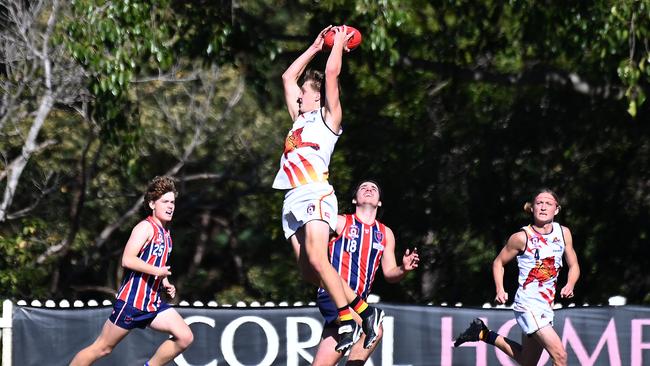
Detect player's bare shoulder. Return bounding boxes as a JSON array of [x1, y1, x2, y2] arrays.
[[132, 219, 155, 240], [384, 225, 395, 239], [560, 225, 573, 242], [507, 230, 527, 251]]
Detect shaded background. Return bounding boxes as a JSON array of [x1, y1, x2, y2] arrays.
[[1, 0, 649, 306]]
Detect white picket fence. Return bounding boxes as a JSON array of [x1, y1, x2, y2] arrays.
[[1, 300, 12, 366], [0, 295, 627, 366]]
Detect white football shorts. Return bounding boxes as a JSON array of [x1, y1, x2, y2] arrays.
[[281, 182, 338, 239], [514, 307, 554, 335]]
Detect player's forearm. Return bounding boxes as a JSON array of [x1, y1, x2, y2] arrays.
[[566, 264, 580, 288], [282, 46, 320, 82], [325, 41, 343, 78], [384, 265, 408, 283], [492, 260, 505, 292], [122, 256, 161, 277]]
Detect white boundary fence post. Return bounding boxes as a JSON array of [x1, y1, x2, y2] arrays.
[[0, 300, 12, 366]]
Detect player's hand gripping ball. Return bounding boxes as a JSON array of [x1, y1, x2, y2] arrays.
[[323, 25, 362, 51]]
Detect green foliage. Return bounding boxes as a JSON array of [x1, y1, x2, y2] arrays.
[[609, 1, 650, 116], [3, 0, 650, 306], [0, 219, 49, 298]]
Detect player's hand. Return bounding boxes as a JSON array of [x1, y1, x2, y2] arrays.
[[312, 25, 333, 51], [164, 283, 176, 299], [560, 284, 574, 298], [495, 290, 508, 304], [403, 247, 419, 271], [157, 266, 171, 277], [332, 25, 354, 52]]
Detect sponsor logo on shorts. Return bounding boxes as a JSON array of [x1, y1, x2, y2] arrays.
[[307, 203, 315, 215], [124, 316, 133, 324], [324, 212, 330, 219]]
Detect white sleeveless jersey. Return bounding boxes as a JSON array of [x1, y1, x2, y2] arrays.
[[513, 222, 566, 312], [272, 108, 340, 190]]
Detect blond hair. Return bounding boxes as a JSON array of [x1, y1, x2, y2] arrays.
[[524, 188, 561, 213]]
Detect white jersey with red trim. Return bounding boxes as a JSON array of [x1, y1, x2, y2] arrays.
[[272, 108, 340, 190], [513, 222, 565, 312]]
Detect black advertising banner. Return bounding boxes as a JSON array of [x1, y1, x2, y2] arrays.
[[11, 304, 650, 365]]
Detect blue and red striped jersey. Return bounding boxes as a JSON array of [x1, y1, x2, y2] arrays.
[[116, 216, 172, 311], [328, 214, 387, 299]]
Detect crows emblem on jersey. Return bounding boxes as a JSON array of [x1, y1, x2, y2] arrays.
[[522, 257, 558, 289], [374, 231, 383, 242], [284, 127, 320, 157]]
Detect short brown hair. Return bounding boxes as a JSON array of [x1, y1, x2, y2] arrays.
[[144, 176, 177, 205]]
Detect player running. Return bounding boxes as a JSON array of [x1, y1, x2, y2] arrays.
[[454, 189, 580, 366], [70, 176, 193, 366]]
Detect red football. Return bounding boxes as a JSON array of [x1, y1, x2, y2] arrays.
[[323, 25, 363, 51]]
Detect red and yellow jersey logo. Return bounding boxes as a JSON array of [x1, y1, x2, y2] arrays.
[[284, 127, 320, 157], [522, 256, 558, 289]]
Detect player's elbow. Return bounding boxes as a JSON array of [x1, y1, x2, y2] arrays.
[[281, 68, 293, 80], [121, 257, 134, 270], [324, 65, 340, 79], [492, 258, 502, 270], [384, 272, 401, 284], [572, 264, 581, 278]]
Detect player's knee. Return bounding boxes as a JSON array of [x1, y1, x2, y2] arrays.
[[95, 343, 115, 357], [176, 330, 194, 350], [307, 255, 328, 274]]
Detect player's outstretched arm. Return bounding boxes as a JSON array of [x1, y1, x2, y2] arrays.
[[560, 226, 580, 298], [381, 227, 419, 283], [493, 231, 525, 304], [282, 26, 332, 120], [121, 221, 171, 278], [323, 26, 353, 133]]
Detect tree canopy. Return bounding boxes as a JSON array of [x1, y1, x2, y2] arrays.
[[1, 0, 649, 305]]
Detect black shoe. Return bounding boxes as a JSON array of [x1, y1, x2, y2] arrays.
[[361, 306, 385, 349], [454, 318, 488, 347], [335, 322, 361, 353]]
